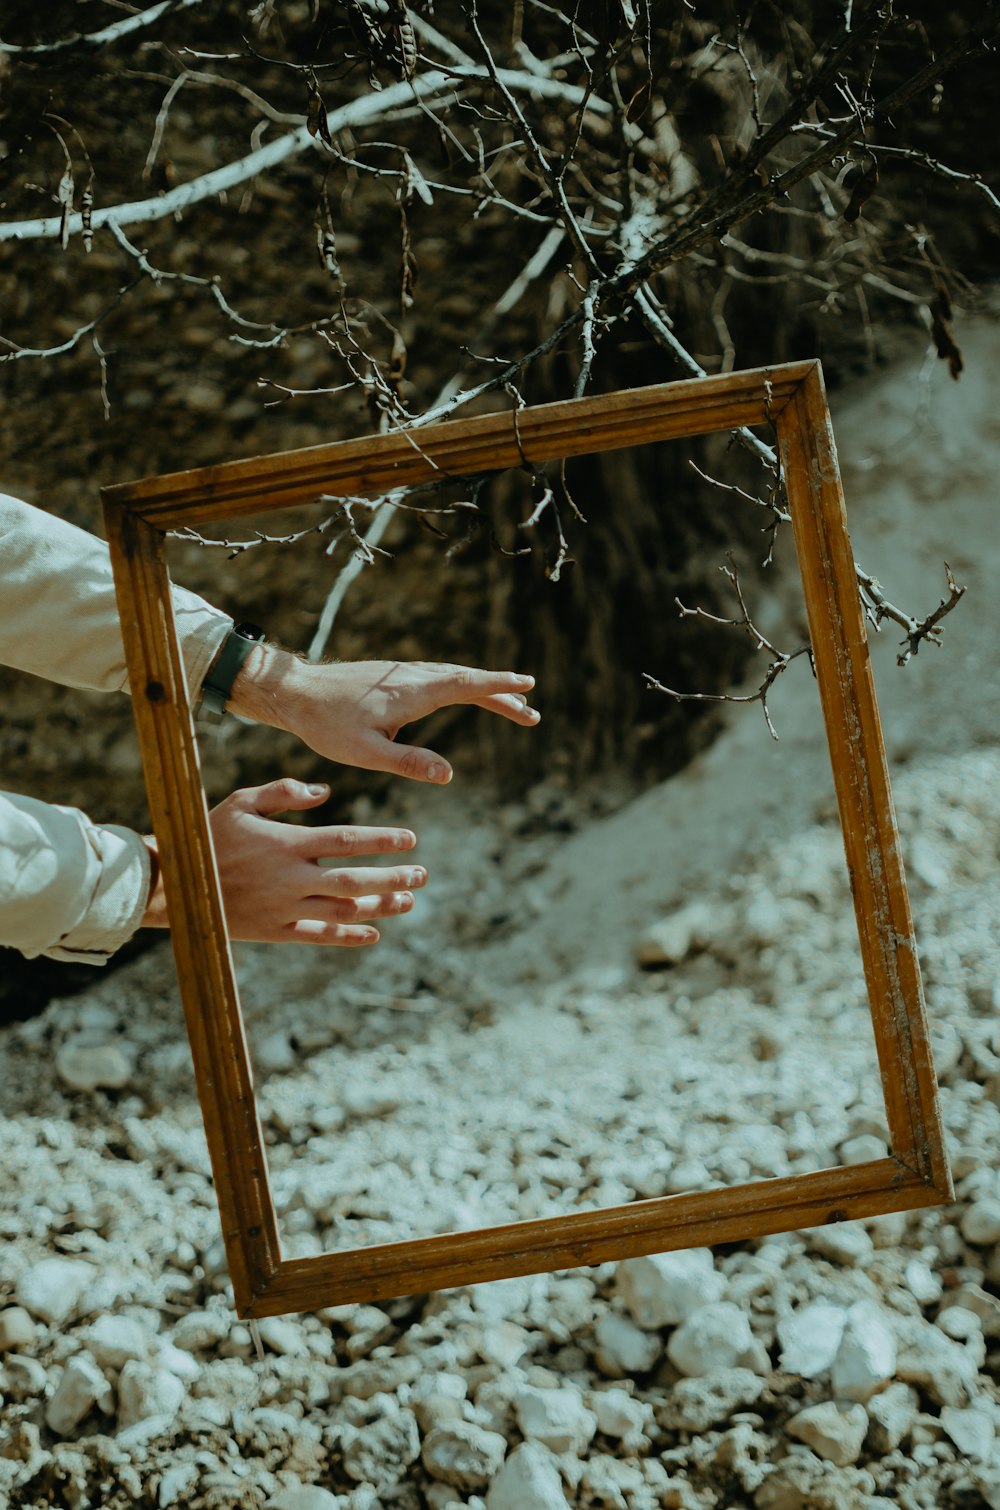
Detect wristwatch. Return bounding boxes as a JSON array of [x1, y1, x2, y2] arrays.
[[200, 622, 266, 718]]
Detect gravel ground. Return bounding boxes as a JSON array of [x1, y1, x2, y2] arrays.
[[0, 318, 998, 1509]]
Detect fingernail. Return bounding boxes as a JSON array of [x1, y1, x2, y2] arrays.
[[408, 868, 426, 885], [515, 674, 535, 687], [307, 783, 328, 797], [428, 762, 452, 784]]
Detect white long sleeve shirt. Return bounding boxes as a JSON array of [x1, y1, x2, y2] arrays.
[[1, 492, 231, 964]]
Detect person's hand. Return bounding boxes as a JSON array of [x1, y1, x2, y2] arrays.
[[228, 652, 539, 785], [142, 779, 425, 946]]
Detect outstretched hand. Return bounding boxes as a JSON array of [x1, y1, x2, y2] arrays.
[[142, 779, 425, 946], [229, 653, 540, 784]]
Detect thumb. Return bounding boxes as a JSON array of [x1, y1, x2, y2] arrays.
[[244, 778, 330, 818], [381, 741, 454, 785]]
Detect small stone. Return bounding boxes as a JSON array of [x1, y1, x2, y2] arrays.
[[421, 1422, 507, 1490], [806, 1222, 875, 1265], [778, 1300, 846, 1379], [14, 1257, 92, 1324], [485, 1441, 570, 1510], [82, 1314, 150, 1369], [341, 1085, 400, 1119], [590, 1387, 650, 1441], [617, 1249, 725, 1329], [666, 1302, 761, 1378], [940, 1405, 995, 1462], [268, 1489, 344, 1510], [896, 1323, 982, 1406], [172, 1310, 230, 1352], [2, 1354, 48, 1399], [0, 1307, 36, 1351], [637, 902, 720, 966], [514, 1384, 597, 1454], [661, 1368, 765, 1432], [158, 1462, 201, 1508], [787, 1401, 869, 1466], [961, 1197, 1000, 1247], [947, 1283, 1000, 1337], [256, 1317, 308, 1357], [55, 1037, 133, 1092], [866, 1382, 918, 1453], [937, 1305, 983, 1340], [45, 1353, 114, 1435], [832, 1300, 897, 1402], [903, 1259, 943, 1306], [117, 1360, 185, 1429], [593, 1310, 662, 1377], [341, 1409, 420, 1490], [476, 1321, 531, 1369]]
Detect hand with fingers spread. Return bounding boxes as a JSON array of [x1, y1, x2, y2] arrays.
[[227, 652, 540, 785], [141, 779, 426, 947]]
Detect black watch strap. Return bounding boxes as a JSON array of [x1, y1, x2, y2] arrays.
[[200, 622, 265, 718]]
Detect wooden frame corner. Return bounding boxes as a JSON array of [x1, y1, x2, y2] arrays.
[[103, 359, 951, 1318]]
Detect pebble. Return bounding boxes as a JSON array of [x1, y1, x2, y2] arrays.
[[158, 1462, 200, 1508], [514, 1384, 597, 1454], [940, 1404, 995, 1462], [0, 1307, 36, 1352], [961, 1197, 1000, 1246], [777, 1300, 846, 1378], [666, 1302, 761, 1378], [786, 1400, 869, 1466], [14, 1257, 92, 1325], [117, 1360, 186, 1429], [268, 1490, 344, 1510], [341, 1409, 420, 1490], [661, 1368, 765, 1432], [172, 1310, 231, 1352], [589, 1387, 650, 1441], [866, 1381, 919, 1453], [55, 1037, 133, 1092], [636, 902, 720, 966], [617, 1248, 724, 1328], [257, 1316, 309, 1357], [805, 1222, 875, 1265], [2, 1354, 47, 1399], [896, 1322, 982, 1406], [592, 1311, 662, 1377], [937, 1305, 983, 1340], [485, 1441, 570, 1510], [45, 1353, 114, 1435], [421, 1421, 508, 1489], [831, 1300, 897, 1401], [903, 1259, 943, 1306], [83, 1314, 151, 1369]]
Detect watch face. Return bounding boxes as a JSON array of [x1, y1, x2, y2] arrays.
[[233, 622, 265, 641]]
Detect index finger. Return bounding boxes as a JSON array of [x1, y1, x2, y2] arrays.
[[297, 826, 417, 860], [421, 665, 535, 702]]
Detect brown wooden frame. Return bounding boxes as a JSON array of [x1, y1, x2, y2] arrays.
[[102, 359, 951, 1319]]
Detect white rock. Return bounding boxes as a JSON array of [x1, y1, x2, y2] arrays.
[[15, 1258, 92, 1325], [83, 1314, 150, 1369], [617, 1249, 724, 1328], [896, 1322, 982, 1405], [778, 1301, 846, 1379], [636, 902, 720, 965], [937, 1305, 983, 1341], [158, 1461, 201, 1508], [787, 1401, 868, 1466], [664, 1368, 765, 1431], [866, 1381, 919, 1453], [172, 1310, 230, 1352], [593, 1311, 662, 1377], [55, 1038, 133, 1092], [0, 1306, 37, 1351], [421, 1421, 507, 1489], [117, 1359, 185, 1429], [961, 1197, 1000, 1247], [153, 1340, 201, 1381], [667, 1302, 762, 1378], [485, 1441, 571, 1510], [941, 1405, 995, 1462], [903, 1259, 943, 1306], [590, 1387, 650, 1440], [341, 1409, 420, 1489], [45, 1353, 114, 1435], [256, 1316, 309, 1357], [514, 1384, 597, 1455], [947, 1283, 1000, 1337], [806, 1222, 875, 1265], [832, 1300, 897, 1402], [268, 1490, 344, 1510]]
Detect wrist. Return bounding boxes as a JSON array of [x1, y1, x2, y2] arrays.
[[140, 836, 169, 929], [226, 641, 309, 732]]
